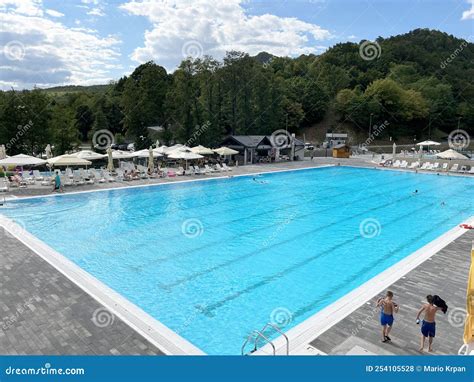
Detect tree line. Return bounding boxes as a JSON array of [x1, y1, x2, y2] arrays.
[[0, 28, 472, 156]]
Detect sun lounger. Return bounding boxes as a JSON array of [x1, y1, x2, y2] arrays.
[[392, 160, 401, 168], [222, 163, 232, 171], [400, 161, 408, 168], [408, 161, 419, 169], [419, 162, 429, 170], [430, 162, 440, 171], [215, 164, 226, 172], [459, 165, 468, 173], [0, 178, 9, 192], [449, 164, 459, 172], [468, 166, 474, 174], [193, 166, 206, 175], [441, 163, 448, 171], [205, 164, 218, 173]]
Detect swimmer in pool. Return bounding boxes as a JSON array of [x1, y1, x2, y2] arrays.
[[252, 177, 267, 184]]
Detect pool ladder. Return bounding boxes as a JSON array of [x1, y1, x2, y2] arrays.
[[241, 323, 289, 356]]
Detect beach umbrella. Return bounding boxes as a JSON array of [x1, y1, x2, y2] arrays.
[[133, 149, 163, 158], [72, 150, 106, 161], [168, 151, 203, 170], [110, 150, 135, 159], [416, 140, 440, 146], [191, 145, 214, 155], [0, 145, 6, 160], [45, 144, 53, 159], [392, 142, 397, 158], [148, 147, 155, 173], [107, 147, 114, 172], [154, 145, 168, 154], [0, 154, 46, 166], [213, 147, 239, 156], [47, 155, 92, 167], [436, 149, 468, 160]]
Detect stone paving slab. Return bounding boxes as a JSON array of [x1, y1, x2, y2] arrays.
[[0, 230, 164, 355], [310, 231, 473, 355]]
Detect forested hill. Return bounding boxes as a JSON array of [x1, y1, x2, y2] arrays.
[[1, 29, 473, 156]]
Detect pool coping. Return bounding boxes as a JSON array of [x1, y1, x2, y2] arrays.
[[0, 215, 205, 355], [1, 164, 473, 355], [0, 164, 336, 356], [2, 164, 336, 202], [256, 216, 474, 355]]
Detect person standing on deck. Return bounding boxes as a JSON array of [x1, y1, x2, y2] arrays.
[[416, 295, 443, 352], [376, 291, 399, 343]]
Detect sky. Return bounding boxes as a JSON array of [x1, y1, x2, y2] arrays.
[[0, 0, 473, 89]]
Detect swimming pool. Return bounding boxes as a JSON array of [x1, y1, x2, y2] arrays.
[[1, 166, 474, 354]]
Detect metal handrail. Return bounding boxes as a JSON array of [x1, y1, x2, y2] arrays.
[[241, 330, 276, 356], [260, 323, 289, 355]]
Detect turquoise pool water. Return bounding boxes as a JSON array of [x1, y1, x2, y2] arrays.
[[1, 166, 474, 354]]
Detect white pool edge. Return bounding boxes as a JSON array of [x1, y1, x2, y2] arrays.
[[0, 215, 205, 356], [256, 216, 474, 355], [5, 164, 336, 202]]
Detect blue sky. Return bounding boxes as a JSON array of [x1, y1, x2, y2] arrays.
[[0, 0, 472, 89]]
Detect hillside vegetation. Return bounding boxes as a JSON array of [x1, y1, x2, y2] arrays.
[[0, 29, 472, 155]]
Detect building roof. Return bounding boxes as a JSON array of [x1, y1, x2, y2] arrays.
[[222, 135, 305, 148], [333, 143, 350, 149]]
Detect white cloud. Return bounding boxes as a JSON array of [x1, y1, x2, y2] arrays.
[[87, 7, 105, 16], [0, 2, 121, 89], [120, 0, 331, 70], [45, 9, 64, 18], [0, 0, 43, 16], [462, 0, 474, 20]]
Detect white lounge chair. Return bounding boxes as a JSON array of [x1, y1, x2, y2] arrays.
[[32, 170, 44, 181], [449, 164, 459, 173], [459, 165, 468, 173], [193, 165, 205, 175], [392, 160, 401, 168], [400, 160, 408, 168], [205, 164, 218, 173], [222, 163, 232, 171], [430, 162, 440, 171], [408, 161, 419, 169], [441, 163, 449, 171], [467, 166, 474, 175], [0, 178, 9, 192], [419, 162, 429, 170], [214, 164, 225, 172]]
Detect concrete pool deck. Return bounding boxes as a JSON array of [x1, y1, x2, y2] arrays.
[[0, 158, 472, 355], [308, 230, 473, 356]]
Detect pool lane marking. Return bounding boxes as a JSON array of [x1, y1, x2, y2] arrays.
[[157, 177, 455, 292], [256, 215, 474, 355], [130, 173, 406, 274], [195, 186, 469, 316], [0, 214, 206, 356]]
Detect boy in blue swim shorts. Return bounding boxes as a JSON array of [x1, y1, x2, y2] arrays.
[[416, 295, 443, 352], [376, 291, 399, 343]]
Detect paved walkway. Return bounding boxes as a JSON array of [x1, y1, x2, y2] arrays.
[[0, 230, 163, 355], [310, 230, 473, 355]]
